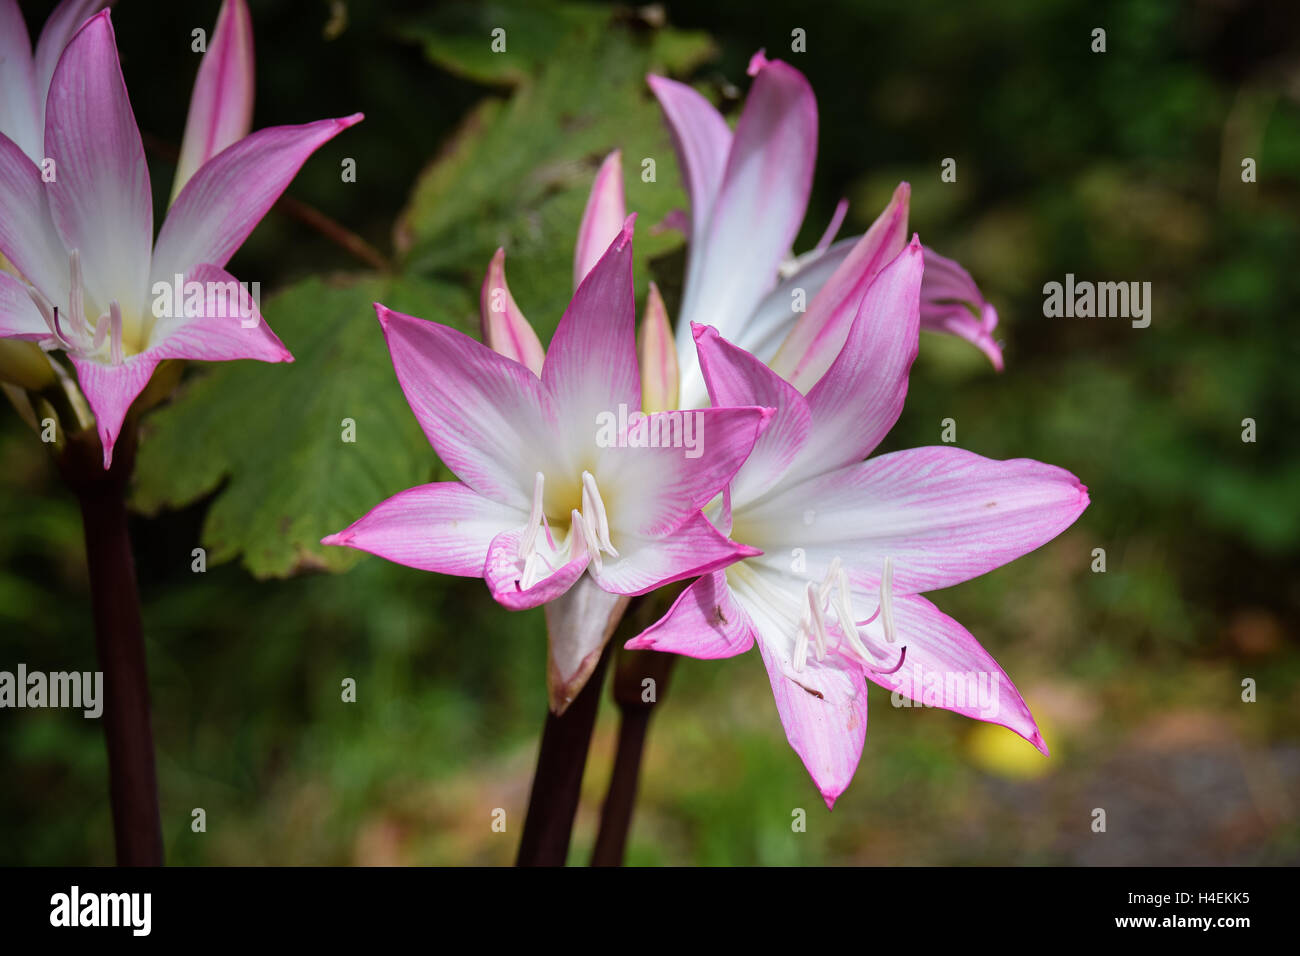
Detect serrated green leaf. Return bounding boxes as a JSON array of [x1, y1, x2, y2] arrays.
[[131, 273, 469, 578]]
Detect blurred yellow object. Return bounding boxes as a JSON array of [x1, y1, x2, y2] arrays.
[[967, 716, 1058, 779], [0, 340, 56, 392]]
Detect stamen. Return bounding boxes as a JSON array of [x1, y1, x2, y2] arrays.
[[518, 472, 546, 557], [571, 508, 602, 572], [879, 556, 896, 644], [581, 471, 618, 556], [805, 583, 828, 661], [108, 301, 123, 365], [68, 250, 85, 337], [92, 311, 110, 351]]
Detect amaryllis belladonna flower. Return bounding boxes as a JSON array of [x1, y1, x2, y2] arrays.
[[324, 220, 772, 711], [628, 238, 1088, 806], [0, 5, 360, 465], [648, 50, 1003, 407]]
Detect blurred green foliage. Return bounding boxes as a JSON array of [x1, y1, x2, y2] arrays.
[[1, 0, 1297, 865]]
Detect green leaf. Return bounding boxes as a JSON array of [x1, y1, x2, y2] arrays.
[[131, 274, 469, 578]]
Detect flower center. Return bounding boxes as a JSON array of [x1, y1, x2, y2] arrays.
[[516, 470, 619, 588], [26, 250, 133, 365], [730, 556, 906, 675]]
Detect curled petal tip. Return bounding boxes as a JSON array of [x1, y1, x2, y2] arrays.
[[907, 232, 923, 252], [690, 321, 715, 343], [336, 112, 365, 130], [747, 49, 769, 76], [372, 303, 392, 327], [320, 531, 350, 547], [617, 212, 637, 248]]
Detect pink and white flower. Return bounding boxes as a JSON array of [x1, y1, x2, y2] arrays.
[[627, 237, 1087, 807], [648, 51, 1003, 407], [324, 220, 773, 711], [0, 4, 360, 465]]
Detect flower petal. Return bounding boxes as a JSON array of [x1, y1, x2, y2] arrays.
[[624, 570, 754, 658], [483, 525, 589, 611], [756, 626, 867, 809], [542, 215, 640, 428], [598, 404, 772, 537], [746, 446, 1089, 595], [70, 351, 160, 467], [33, 0, 113, 108], [0, 269, 51, 339], [146, 262, 290, 364], [479, 248, 544, 376], [638, 281, 677, 413], [0, 0, 42, 161], [858, 593, 1046, 754], [172, 0, 255, 199], [780, 236, 923, 486], [693, 322, 810, 506], [646, 73, 731, 253], [544, 576, 629, 713], [321, 481, 524, 576], [675, 56, 816, 394], [43, 9, 151, 319], [151, 114, 363, 285], [375, 304, 561, 511], [573, 149, 625, 289], [591, 510, 760, 596], [921, 245, 1003, 370], [770, 182, 911, 390], [0, 132, 68, 300]]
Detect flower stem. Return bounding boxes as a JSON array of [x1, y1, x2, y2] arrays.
[[515, 642, 613, 866], [57, 424, 164, 866], [590, 648, 676, 866]]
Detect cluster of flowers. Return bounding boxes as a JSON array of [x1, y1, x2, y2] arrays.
[[0, 2, 1086, 806]]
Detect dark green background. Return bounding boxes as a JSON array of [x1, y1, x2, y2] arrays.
[[2, 0, 1297, 864]]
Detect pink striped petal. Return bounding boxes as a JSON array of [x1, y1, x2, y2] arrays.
[[859, 593, 1046, 754], [597, 404, 772, 537], [592, 511, 760, 596], [541, 215, 639, 426], [151, 114, 363, 285], [172, 0, 255, 199], [0, 266, 51, 339], [33, 0, 113, 108], [479, 248, 544, 375], [646, 74, 731, 253], [781, 236, 924, 486], [757, 630, 867, 809], [70, 351, 160, 467], [921, 246, 1004, 370], [375, 304, 560, 512], [43, 10, 151, 319], [638, 281, 677, 413], [146, 263, 291, 364], [693, 322, 810, 506], [545, 576, 629, 713], [0, 133, 68, 300], [0, 0, 41, 161], [747, 446, 1089, 595], [624, 571, 754, 658], [573, 149, 625, 289], [676, 56, 816, 349], [321, 481, 524, 577], [772, 182, 911, 390], [483, 525, 589, 611]]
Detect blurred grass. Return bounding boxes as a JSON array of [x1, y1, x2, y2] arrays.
[[1, 0, 1298, 864]]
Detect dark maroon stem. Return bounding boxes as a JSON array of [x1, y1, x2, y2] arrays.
[[590, 648, 676, 866], [515, 643, 613, 866], [59, 426, 164, 866]]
